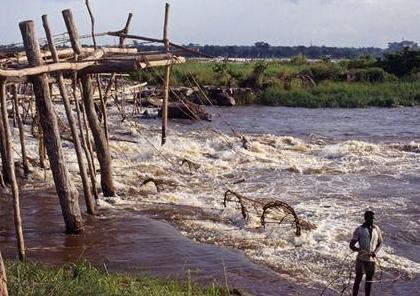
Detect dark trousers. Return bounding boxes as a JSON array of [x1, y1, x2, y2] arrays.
[[353, 259, 376, 296]]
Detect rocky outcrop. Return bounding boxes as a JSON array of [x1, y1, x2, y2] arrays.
[[158, 101, 211, 121]]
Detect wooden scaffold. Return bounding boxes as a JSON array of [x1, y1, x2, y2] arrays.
[[0, 4, 187, 290]]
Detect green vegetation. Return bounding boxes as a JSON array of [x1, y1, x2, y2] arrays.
[[259, 82, 420, 108], [130, 49, 420, 108], [5, 261, 227, 296]]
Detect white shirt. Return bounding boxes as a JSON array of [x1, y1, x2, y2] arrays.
[[351, 224, 383, 262]]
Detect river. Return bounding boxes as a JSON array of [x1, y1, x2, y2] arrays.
[[1, 105, 420, 295]]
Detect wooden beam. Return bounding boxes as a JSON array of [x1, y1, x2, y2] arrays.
[[0, 48, 138, 78], [107, 32, 163, 44], [20, 20, 83, 233]]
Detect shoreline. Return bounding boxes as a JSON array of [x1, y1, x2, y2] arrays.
[[0, 185, 313, 296]]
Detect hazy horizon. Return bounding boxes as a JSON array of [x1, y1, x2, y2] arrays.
[[0, 0, 419, 49]]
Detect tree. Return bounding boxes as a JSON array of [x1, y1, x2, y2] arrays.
[[377, 48, 420, 77]]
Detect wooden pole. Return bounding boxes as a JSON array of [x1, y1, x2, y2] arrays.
[[0, 250, 8, 296], [95, 75, 109, 142], [62, 9, 116, 197], [119, 13, 133, 48], [85, 0, 97, 49], [0, 79, 25, 261], [12, 84, 29, 176], [72, 75, 99, 201], [36, 110, 45, 169], [19, 20, 83, 233], [42, 14, 95, 215], [161, 3, 171, 146], [11, 93, 16, 128], [0, 172, 5, 189], [0, 109, 11, 184]]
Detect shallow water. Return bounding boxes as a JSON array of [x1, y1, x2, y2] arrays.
[[175, 106, 420, 143], [2, 105, 420, 295], [131, 106, 420, 295], [0, 188, 309, 296]]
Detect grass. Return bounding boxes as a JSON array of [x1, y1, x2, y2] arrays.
[[129, 60, 420, 108], [5, 261, 227, 296], [260, 81, 420, 108]]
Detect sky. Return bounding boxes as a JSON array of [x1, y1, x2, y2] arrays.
[[1, 0, 420, 48]]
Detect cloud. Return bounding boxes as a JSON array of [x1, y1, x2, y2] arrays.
[[0, 0, 419, 48]]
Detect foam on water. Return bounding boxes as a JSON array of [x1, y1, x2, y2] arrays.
[[14, 105, 420, 294]]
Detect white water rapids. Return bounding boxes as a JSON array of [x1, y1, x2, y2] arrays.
[[16, 105, 420, 295]]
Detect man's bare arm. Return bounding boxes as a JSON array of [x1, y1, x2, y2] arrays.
[[349, 239, 360, 252]]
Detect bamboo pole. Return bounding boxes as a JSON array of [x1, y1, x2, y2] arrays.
[[19, 20, 83, 233], [12, 84, 29, 176], [0, 79, 25, 261], [42, 15, 95, 215], [63, 9, 116, 197], [161, 3, 171, 146], [0, 250, 8, 296]]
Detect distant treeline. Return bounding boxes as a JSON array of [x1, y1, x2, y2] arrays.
[[133, 41, 383, 59]]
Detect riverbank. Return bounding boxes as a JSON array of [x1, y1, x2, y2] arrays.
[[0, 185, 310, 296], [130, 60, 420, 108], [5, 261, 225, 296]]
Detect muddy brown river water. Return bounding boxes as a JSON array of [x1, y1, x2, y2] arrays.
[[1, 106, 420, 295], [0, 187, 312, 296]]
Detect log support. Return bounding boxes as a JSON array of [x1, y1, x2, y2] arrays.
[[80, 76, 115, 196], [161, 3, 171, 146], [0, 79, 25, 261], [63, 9, 116, 197], [19, 20, 83, 233], [42, 14, 95, 215], [0, 107, 10, 184], [12, 84, 29, 176]]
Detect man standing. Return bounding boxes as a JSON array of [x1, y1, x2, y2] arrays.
[[349, 210, 383, 296]]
